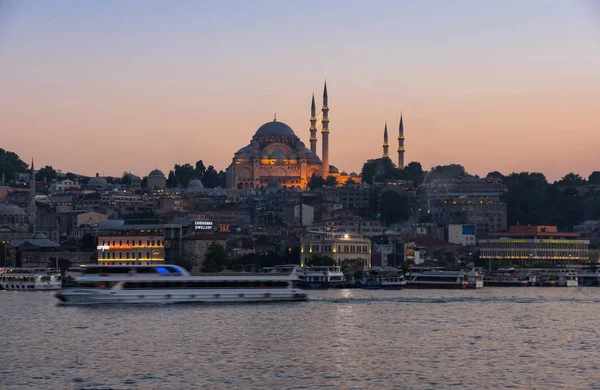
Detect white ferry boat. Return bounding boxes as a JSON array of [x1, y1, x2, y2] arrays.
[[405, 267, 468, 289], [361, 267, 406, 290], [0, 268, 62, 290], [557, 270, 578, 287], [55, 264, 307, 304], [297, 266, 346, 289]]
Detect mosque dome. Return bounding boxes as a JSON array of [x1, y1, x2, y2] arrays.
[[350, 172, 358, 177], [88, 173, 108, 187], [341, 171, 348, 176], [187, 179, 204, 191], [271, 149, 286, 160], [0, 202, 26, 216], [265, 180, 283, 192], [304, 149, 322, 163], [149, 169, 165, 178], [236, 145, 251, 155], [254, 120, 296, 138]]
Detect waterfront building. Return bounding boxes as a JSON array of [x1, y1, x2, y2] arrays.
[[447, 224, 477, 246], [300, 229, 371, 268], [225, 83, 358, 190], [97, 220, 166, 265], [479, 225, 590, 266], [430, 199, 507, 238]]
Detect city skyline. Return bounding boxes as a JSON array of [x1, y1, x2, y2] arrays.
[[1, 1, 599, 181]]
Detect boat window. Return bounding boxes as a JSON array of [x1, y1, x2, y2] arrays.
[[156, 267, 170, 275]]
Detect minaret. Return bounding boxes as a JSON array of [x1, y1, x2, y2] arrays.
[[382, 122, 389, 158], [397, 114, 405, 168], [309, 93, 318, 154], [29, 159, 36, 234], [320, 82, 330, 177]]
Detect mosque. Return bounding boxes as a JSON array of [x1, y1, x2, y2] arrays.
[[225, 83, 361, 191]]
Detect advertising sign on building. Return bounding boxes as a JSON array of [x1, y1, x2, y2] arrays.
[[194, 221, 214, 231]]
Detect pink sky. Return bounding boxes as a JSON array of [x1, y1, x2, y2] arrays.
[[1, 1, 599, 181]]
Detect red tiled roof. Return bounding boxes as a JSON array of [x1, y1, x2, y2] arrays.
[[413, 236, 459, 247]]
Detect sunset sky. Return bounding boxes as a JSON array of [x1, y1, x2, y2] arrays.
[[1, 0, 599, 181]]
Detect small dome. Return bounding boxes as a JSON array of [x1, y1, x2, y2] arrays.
[[187, 179, 204, 190], [254, 120, 296, 137], [266, 180, 282, 190], [88, 173, 108, 187], [341, 171, 348, 176], [350, 172, 358, 177], [329, 166, 339, 173], [261, 150, 270, 158], [0, 202, 26, 216], [149, 169, 165, 178]]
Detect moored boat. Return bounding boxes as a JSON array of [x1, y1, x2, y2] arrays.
[[405, 267, 468, 289], [297, 266, 346, 289], [55, 264, 307, 304], [0, 268, 62, 290], [361, 266, 406, 290]]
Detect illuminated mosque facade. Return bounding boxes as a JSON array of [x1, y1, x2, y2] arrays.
[[226, 83, 360, 190]]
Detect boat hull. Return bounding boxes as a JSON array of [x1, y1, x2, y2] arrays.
[[56, 288, 308, 305], [1, 282, 61, 291], [405, 282, 467, 289], [483, 281, 528, 287]]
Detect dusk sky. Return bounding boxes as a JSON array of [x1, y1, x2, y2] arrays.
[[1, 0, 599, 181]]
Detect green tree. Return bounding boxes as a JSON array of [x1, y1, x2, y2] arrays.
[[65, 172, 76, 181], [325, 175, 338, 187], [80, 233, 97, 251], [361, 157, 408, 184], [308, 173, 325, 190], [306, 254, 336, 266], [195, 160, 206, 178], [36, 165, 58, 182], [589, 171, 600, 185], [174, 163, 195, 187], [380, 189, 410, 225], [202, 165, 221, 188], [166, 170, 178, 188], [556, 173, 586, 187], [404, 161, 424, 184], [202, 242, 228, 272], [428, 164, 470, 180], [0, 148, 28, 182], [486, 171, 504, 180], [121, 172, 131, 185]]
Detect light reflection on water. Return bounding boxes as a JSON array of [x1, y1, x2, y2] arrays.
[[1, 288, 599, 389]]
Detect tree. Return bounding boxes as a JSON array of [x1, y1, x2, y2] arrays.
[[174, 163, 195, 187], [380, 189, 410, 225], [166, 170, 178, 188], [428, 164, 470, 180], [80, 233, 97, 251], [202, 242, 228, 272], [404, 161, 424, 184], [36, 165, 58, 182], [141, 176, 148, 188], [486, 171, 504, 180], [589, 171, 600, 185], [325, 175, 338, 187], [306, 254, 336, 267], [556, 173, 586, 187], [0, 148, 28, 182], [121, 172, 131, 185], [195, 160, 206, 178], [361, 158, 409, 184], [308, 174, 325, 190], [65, 172, 76, 181], [202, 165, 220, 188]]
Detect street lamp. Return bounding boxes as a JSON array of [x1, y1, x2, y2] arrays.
[[1, 241, 7, 267]]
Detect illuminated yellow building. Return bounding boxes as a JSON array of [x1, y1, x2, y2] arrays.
[[479, 225, 589, 266], [97, 223, 165, 265], [300, 229, 371, 268]]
